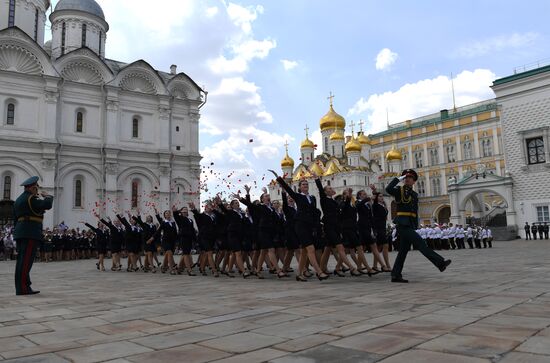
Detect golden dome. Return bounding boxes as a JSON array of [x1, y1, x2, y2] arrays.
[[300, 125, 315, 149], [309, 162, 324, 176], [357, 132, 370, 145], [386, 146, 403, 161], [329, 129, 345, 141], [320, 105, 346, 131], [324, 161, 341, 176], [345, 137, 362, 153], [281, 153, 294, 168]]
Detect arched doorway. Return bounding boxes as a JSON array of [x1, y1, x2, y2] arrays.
[[436, 205, 451, 224]]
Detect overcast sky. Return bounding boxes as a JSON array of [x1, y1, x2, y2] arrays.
[[47, 0, 550, 200]]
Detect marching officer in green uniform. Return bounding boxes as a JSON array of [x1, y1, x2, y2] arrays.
[[386, 169, 451, 283], [13, 176, 54, 295]]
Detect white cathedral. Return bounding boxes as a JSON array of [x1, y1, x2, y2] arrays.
[[0, 0, 204, 228]]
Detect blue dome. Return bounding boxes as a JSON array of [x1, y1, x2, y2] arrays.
[[54, 0, 105, 19]]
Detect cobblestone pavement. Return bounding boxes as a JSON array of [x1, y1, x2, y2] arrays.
[[1, 239, 550, 362]]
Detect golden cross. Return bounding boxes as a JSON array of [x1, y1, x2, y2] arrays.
[[349, 120, 356, 135], [359, 119, 365, 132], [304, 125, 310, 138], [284, 140, 289, 152], [327, 91, 335, 106]]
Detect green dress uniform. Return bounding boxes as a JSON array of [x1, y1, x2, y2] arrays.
[[386, 170, 448, 281], [13, 177, 54, 295]]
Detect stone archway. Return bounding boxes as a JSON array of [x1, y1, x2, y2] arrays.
[[435, 205, 451, 224], [448, 172, 517, 238]]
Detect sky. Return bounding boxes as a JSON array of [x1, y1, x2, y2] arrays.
[[47, 0, 550, 200]]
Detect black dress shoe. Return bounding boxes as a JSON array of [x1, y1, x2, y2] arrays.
[[17, 290, 40, 295], [439, 259, 452, 272], [391, 277, 409, 283]]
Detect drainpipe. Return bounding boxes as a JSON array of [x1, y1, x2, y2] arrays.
[[53, 79, 65, 225]]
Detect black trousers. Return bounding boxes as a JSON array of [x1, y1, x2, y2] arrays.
[[15, 239, 38, 295], [525, 231, 531, 240], [449, 238, 457, 249], [392, 225, 445, 279], [467, 237, 474, 249]]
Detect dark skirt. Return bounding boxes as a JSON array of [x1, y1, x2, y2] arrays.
[[342, 228, 360, 248], [162, 241, 175, 253], [324, 227, 342, 248], [199, 236, 215, 252], [375, 228, 388, 245], [295, 222, 315, 248], [258, 229, 275, 250], [145, 241, 156, 253], [180, 238, 193, 255], [359, 228, 374, 246], [228, 232, 243, 252], [285, 230, 300, 250]]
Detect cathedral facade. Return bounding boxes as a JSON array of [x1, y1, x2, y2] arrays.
[[0, 0, 204, 228], [270, 97, 506, 227]]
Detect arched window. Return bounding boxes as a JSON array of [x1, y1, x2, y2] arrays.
[[324, 137, 328, 153], [6, 103, 15, 125], [482, 139, 492, 157], [132, 118, 139, 138], [34, 8, 39, 41], [3, 175, 12, 200], [81, 23, 87, 47], [446, 145, 455, 163], [8, 0, 16, 27], [74, 178, 83, 208], [131, 180, 139, 208], [61, 22, 66, 55], [76, 111, 83, 132], [463, 141, 472, 160], [98, 31, 102, 56], [414, 152, 423, 168], [431, 178, 441, 196]]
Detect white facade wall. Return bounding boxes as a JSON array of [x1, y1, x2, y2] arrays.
[[492, 69, 550, 237]]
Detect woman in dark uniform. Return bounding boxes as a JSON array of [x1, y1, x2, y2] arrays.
[[148, 209, 178, 274], [272, 171, 328, 281], [239, 185, 287, 279], [216, 197, 251, 278], [84, 220, 108, 271], [190, 201, 219, 277], [357, 190, 388, 273], [116, 213, 142, 272], [340, 188, 376, 276], [314, 176, 360, 277], [135, 214, 158, 272], [281, 191, 299, 273], [371, 190, 392, 272], [174, 207, 197, 276], [99, 215, 124, 271]]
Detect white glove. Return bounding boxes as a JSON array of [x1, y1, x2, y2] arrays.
[[398, 175, 406, 182]]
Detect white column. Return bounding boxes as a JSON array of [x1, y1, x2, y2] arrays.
[[425, 170, 431, 196], [423, 143, 429, 168], [492, 127, 500, 155], [473, 131, 480, 158], [455, 136, 462, 161]]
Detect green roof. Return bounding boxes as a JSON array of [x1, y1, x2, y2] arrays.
[[493, 65, 550, 86], [370, 101, 497, 138]]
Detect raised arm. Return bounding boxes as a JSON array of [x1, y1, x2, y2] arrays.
[[116, 214, 131, 229], [276, 176, 298, 200], [84, 223, 99, 234], [134, 215, 147, 230], [314, 178, 326, 199], [385, 177, 402, 197], [100, 218, 114, 230]]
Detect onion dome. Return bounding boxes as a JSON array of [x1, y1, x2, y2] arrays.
[[281, 143, 294, 168], [320, 105, 346, 131], [386, 146, 403, 161], [300, 126, 315, 149], [324, 161, 341, 176], [345, 137, 362, 153], [329, 129, 345, 141], [300, 137, 315, 149], [357, 132, 370, 145]]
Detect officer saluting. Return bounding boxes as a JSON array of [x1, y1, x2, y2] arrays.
[[13, 176, 54, 295], [386, 169, 451, 283]]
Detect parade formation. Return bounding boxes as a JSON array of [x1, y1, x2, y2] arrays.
[[4, 169, 513, 296]]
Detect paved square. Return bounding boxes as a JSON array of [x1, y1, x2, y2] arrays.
[[1, 240, 550, 362]]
